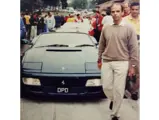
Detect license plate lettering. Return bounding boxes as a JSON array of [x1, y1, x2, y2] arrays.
[[57, 88, 69, 93]]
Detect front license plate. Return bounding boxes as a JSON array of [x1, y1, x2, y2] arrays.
[[57, 87, 69, 93]]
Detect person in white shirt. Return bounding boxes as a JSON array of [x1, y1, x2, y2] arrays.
[[102, 8, 113, 25], [45, 12, 56, 32]]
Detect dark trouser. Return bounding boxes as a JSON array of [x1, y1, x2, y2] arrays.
[[26, 24, 31, 39], [93, 29, 101, 43], [137, 35, 140, 40], [37, 29, 43, 35]]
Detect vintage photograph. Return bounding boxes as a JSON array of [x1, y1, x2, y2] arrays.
[[20, 0, 140, 120]]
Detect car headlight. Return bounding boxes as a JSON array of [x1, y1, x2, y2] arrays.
[[22, 78, 41, 86], [85, 79, 101, 87]]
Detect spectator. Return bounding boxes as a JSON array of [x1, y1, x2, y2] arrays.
[[124, 2, 140, 40], [37, 14, 45, 35], [98, 3, 139, 120], [54, 13, 62, 28], [75, 13, 83, 23], [66, 14, 76, 22], [30, 13, 38, 40], [43, 15, 48, 32], [91, 7, 103, 43], [20, 17, 26, 40], [45, 12, 56, 32], [122, 2, 131, 17], [102, 8, 113, 25], [24, 12, 31, 39]]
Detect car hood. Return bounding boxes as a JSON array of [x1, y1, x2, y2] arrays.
[[22, 47, 98, 73]]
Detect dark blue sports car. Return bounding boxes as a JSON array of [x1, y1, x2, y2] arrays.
[[21, 32, 105, 97]]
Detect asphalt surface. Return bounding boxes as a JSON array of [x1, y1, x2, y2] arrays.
[[21, 97, 139, 120]]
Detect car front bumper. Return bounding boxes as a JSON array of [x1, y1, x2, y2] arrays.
[[22, 84, 105, 98]]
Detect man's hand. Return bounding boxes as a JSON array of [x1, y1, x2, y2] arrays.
[[128, 66, 136, 78], [97, 59, 102, 70]]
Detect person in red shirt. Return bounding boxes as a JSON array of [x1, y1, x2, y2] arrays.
[[64, 14, 70, 22], [90, 8, 103, 43], [75, 14, 83, 23]]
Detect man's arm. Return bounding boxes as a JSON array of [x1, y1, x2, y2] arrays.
[[98, 26, 106, 61], [128, 26, 139, 68]]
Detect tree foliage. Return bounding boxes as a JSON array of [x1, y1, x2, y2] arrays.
[[71, 0, 88, 9], [21, 0, 68, 11], [61, 0, 68, 9], [91, 0, 111, 5], [21, 0, 44, 11]]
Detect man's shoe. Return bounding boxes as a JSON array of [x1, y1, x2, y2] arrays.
[[109, 101, 113, 110], [112, 116, 119, 120]]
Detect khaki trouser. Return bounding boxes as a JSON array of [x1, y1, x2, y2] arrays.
[[101, 61, 129, 117], [30, 26, 37, 40]]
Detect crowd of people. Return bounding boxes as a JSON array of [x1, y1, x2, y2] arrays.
[[20, 11, 85, 41], [89, 2, 140, 43], [20, 1, 140, 44], [20, 11, 61, 40]]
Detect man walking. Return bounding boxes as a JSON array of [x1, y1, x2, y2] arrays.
[[98, 3, 139, 120]]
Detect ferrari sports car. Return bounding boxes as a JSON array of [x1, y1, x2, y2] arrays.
[[21, 32, 104, 97]]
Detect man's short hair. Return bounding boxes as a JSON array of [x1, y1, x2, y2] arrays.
[[122, 1, 131, 7], [130, 2, 140, 8], [110, 3, 124, 12]]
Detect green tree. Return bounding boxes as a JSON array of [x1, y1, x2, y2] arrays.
[[72, 0, 88, 9], [61, 0, 68, 9], [21, 0, 44, 12]]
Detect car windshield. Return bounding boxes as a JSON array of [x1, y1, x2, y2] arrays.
[[33, 33, 94, 48]]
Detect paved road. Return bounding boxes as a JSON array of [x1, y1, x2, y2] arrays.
[[21, 98, 139, 120]]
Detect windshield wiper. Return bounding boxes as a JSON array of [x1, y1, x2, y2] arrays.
[[75, 44, 95, 47], [35, 44, 69, 48]]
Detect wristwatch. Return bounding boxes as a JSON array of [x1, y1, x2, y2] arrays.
[[132, 65, 136, 67]]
